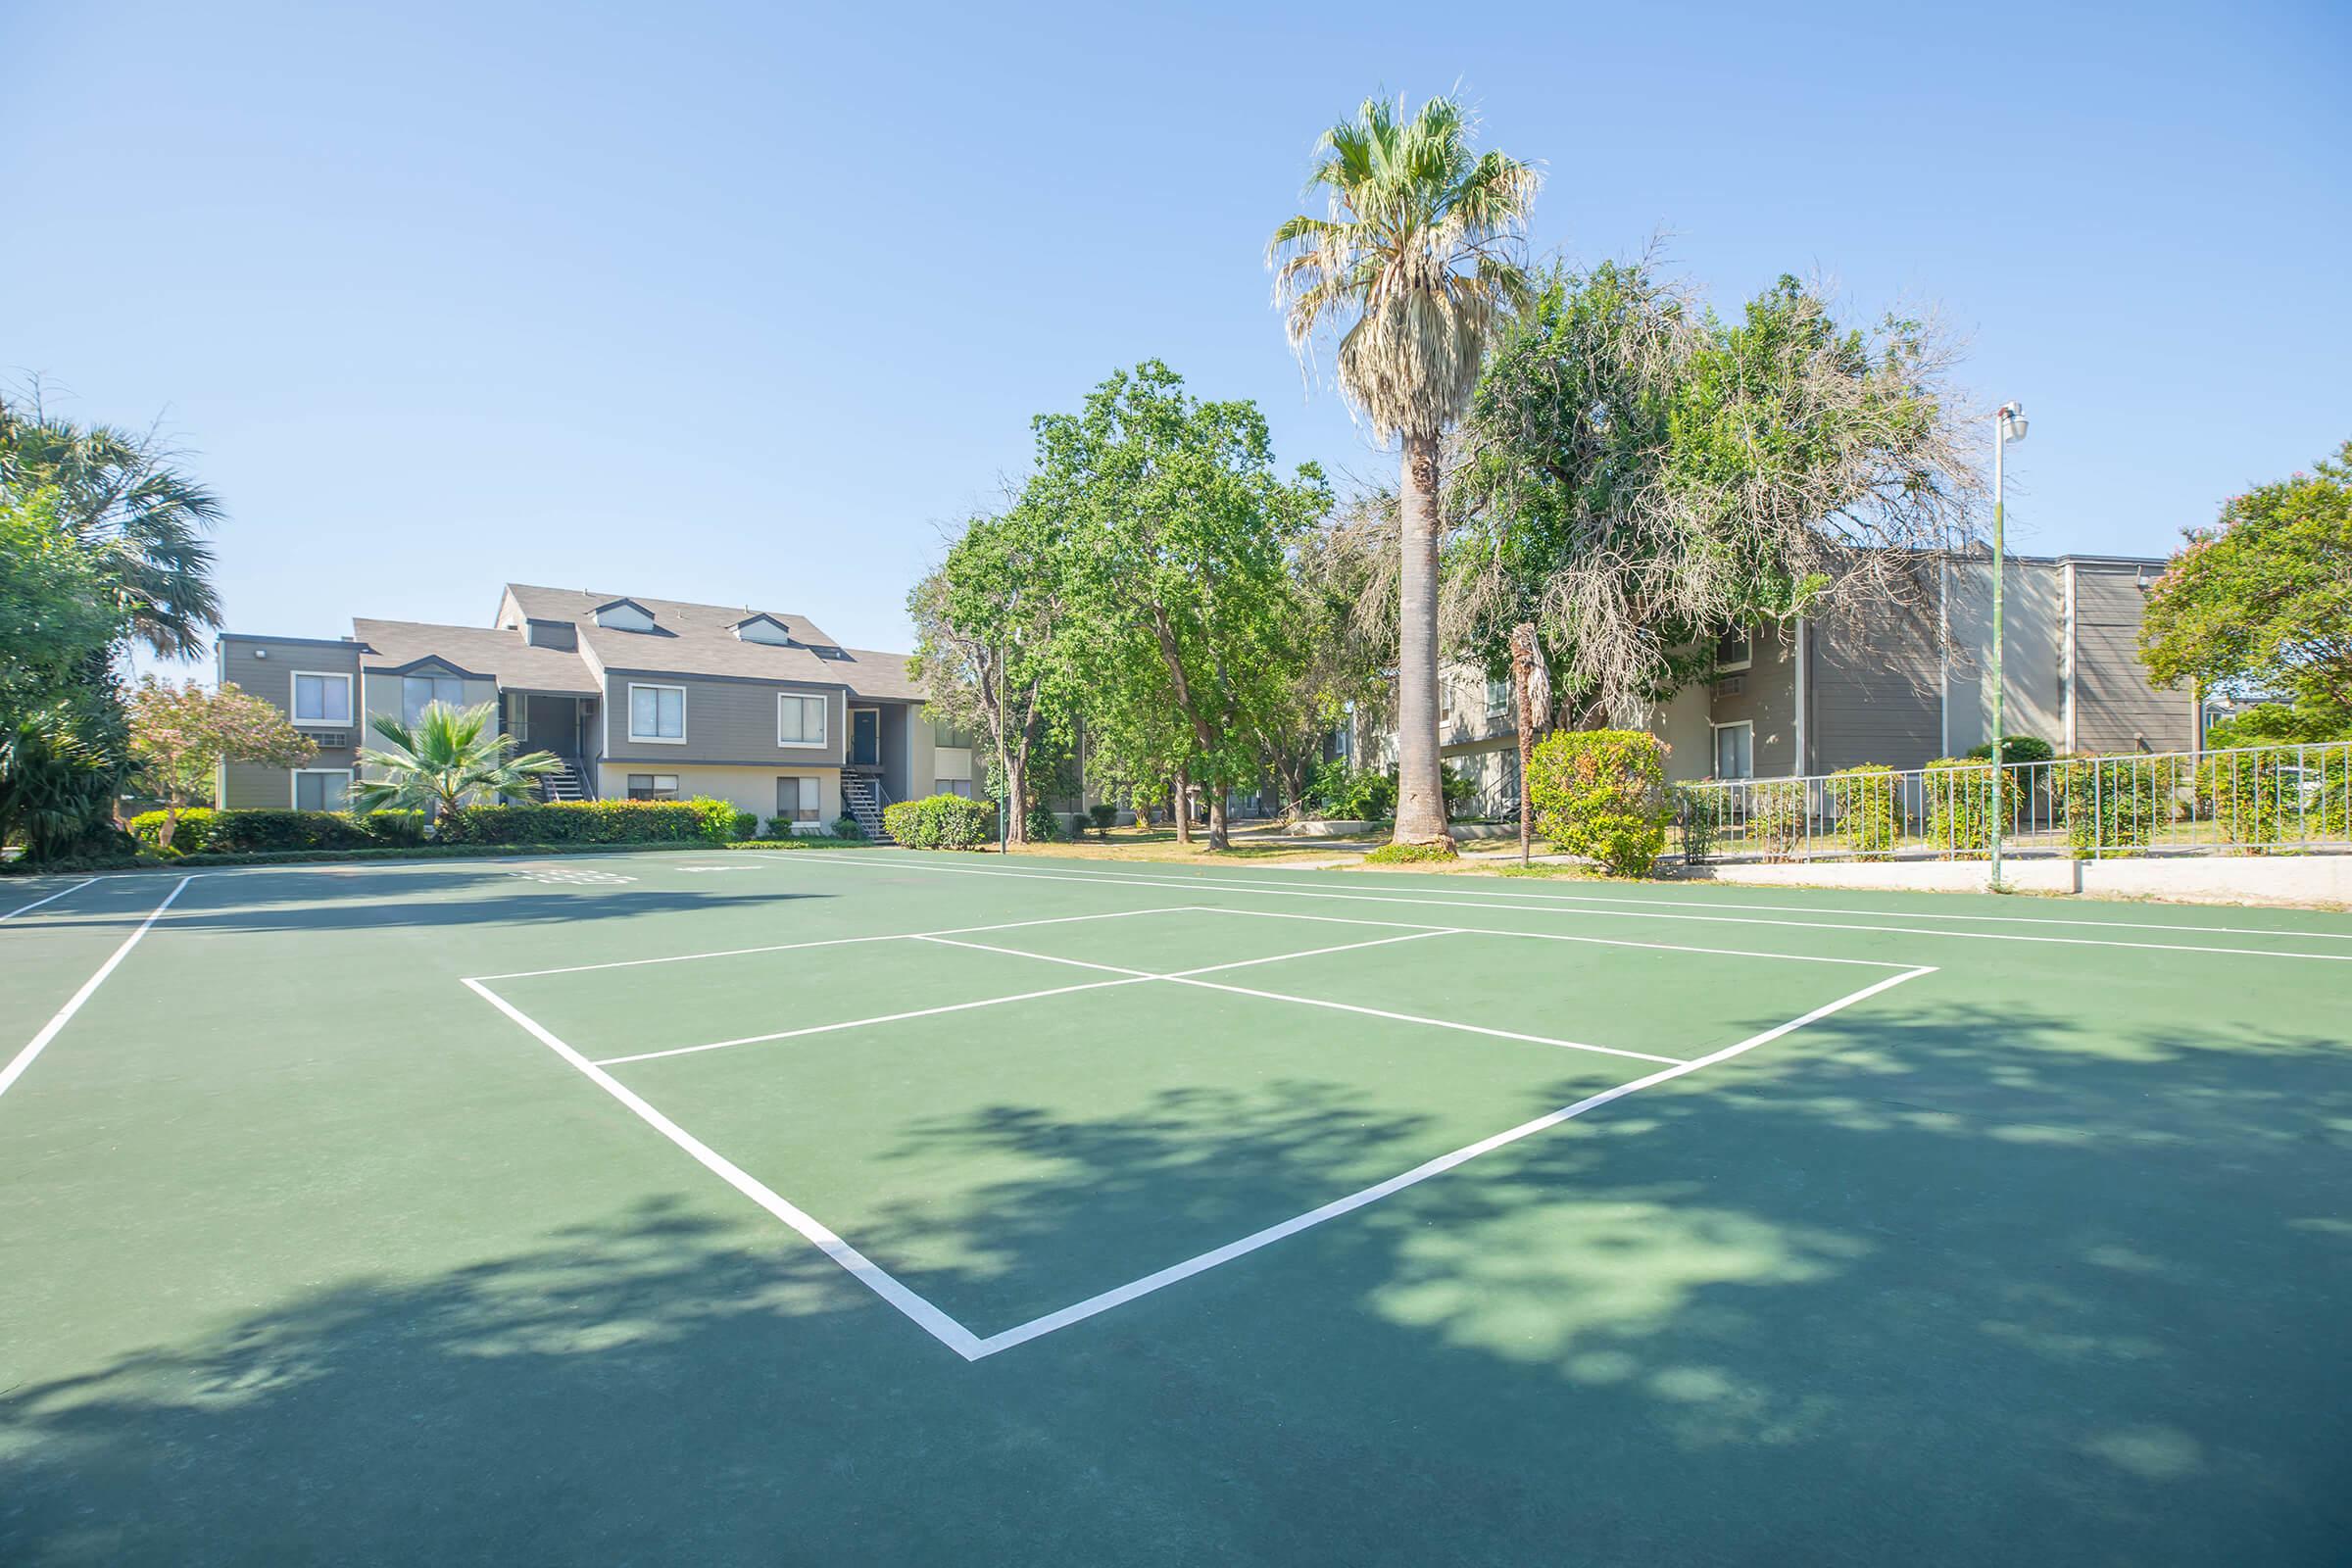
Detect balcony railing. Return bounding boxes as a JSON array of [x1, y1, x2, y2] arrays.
[[1675, 741, 2352, 863]]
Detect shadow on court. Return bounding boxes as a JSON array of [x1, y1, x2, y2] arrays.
[[168, 882, 832, 935], [3, 1000, 2347, 1565]]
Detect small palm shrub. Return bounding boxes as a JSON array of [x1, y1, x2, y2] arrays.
[[1526, 729, 1671, 877]]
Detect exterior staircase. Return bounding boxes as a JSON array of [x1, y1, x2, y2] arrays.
[[841, 773, 894, 844], [539, 759, 588, 803]]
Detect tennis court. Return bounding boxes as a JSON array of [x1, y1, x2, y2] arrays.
[[3, 850, 2348, 1563]]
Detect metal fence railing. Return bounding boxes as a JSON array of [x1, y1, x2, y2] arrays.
[[1674, 741, 2352, 863]]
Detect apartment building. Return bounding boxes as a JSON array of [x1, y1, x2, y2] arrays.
[[215, 585, 977, 838], [1381, 551, 2198, 814]]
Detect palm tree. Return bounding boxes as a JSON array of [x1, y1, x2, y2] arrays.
[[350, 702, 562, 827], [1269, 94, 1540, 847], [0, 387, 224, 661]]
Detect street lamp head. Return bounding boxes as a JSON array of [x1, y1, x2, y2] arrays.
[[1997, 401, 2028, 442]]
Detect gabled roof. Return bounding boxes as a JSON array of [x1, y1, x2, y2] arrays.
[[730, 612, 792, 632], [502, 585, 860, 686], [353, 618, 600, 696], [590, 596, 654, 617]]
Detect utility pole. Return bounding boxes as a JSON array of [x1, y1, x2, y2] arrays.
[[1988, 400, 2028, 889]]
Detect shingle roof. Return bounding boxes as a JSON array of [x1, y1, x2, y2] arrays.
[[497, 585, 920, 699], [352, 619, 600, 695]]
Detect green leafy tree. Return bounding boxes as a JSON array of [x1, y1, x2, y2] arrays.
[[1453, 257, 1977, 722], [0, 386, 225, 660], [349, 702, 561, 827], [127, 677, 318, 850], [0, 488, 125, 713], [1036, 363, 1330, 851], [1270, 93, 1540, 849], [908, 505, 1079, 845], [2139, 439, 2352, 744]]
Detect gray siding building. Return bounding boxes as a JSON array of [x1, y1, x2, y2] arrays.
[[216, 584, 946, 839], [1404, 550, 2196, 800]]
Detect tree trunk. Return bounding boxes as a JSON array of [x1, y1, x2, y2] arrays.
[[1393, 433, 1451, 847], [158, 799, 180, 852], [1206, 787, 1229, 852], [1173, 765, 1192, 846]]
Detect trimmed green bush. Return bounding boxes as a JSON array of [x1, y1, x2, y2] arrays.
[[1361, 839, 1458, 865], [1023, 807, 1059, 843], [1302, 760, 1396, 820], [1525, 729, 1671, 877], [1962, 735, 2056, 765], [730, 810, 760, 842], [1089, 804, 1118, 838], [882, 793, 997, 850], [1827, 764, 1902, 859], [2062, 756, 2164, 858], [1673, 786, 1721, 863], [1923, 758, 2018, 856], [831, 812, 865, 842], [128, 808, 426, 856], [439, 799, 726, 846]]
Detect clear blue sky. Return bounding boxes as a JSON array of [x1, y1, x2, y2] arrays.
[[7, 0, 2346, 670]]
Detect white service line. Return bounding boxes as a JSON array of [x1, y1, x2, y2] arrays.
[[470, 905, 1205, 981], [0, 876, 192, 1104], [965, 962, 1938, 1358], [461, 978, 987, 1360], [915, 933, 1681, 1066], [590, 975, 1158, 1067], [771, 854, 2352, 963], [0, 877, 96, 921]]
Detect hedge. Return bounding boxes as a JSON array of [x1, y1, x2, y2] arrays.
[[1924, 759, 2018, 856], [129, 808, 426, 856], [1827, 765, 1902, 859], [439, 798, 738, 845], [1525, 729, 1670, 877], [882, 793, 997, 850]]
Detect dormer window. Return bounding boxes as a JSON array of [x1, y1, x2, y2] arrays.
[[593, 598, 657, 632], [732, 613, 795, 647]]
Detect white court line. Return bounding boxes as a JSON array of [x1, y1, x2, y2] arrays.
[[769, 854, 2352, 963], [965, 962, 1938, 1357], [0, 877, 192, 1105], [1214, 862, 2352, 941], [469, 906, 1206, 981], [591, 975, 1157, 1066], [0, 877, 96, 921], [461, 978, 987, 1360], [916, 933, 1684, 1066]]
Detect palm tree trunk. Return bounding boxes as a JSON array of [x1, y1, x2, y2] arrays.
[[1393, 433, 1450, 847]]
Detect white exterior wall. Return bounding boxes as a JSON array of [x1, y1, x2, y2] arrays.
[[594, 762, 840, 827]]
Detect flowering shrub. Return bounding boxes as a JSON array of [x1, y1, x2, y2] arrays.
[[1526, 729, 1670, 876]]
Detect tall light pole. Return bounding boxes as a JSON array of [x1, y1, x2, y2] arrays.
[[1987, 400, 2028, 888]]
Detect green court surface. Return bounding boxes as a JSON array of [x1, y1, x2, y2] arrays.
[[2, 853, 2348, 1564]]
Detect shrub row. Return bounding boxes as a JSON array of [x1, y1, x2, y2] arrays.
[[439, 798, 740, 845], [129, 808, 426, 856], [882, 793, 997, 850]]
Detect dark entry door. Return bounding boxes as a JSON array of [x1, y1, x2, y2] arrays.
[[851, 708, 880, 767]]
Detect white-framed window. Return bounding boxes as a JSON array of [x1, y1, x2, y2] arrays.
[[626, 773, 679, 801], [292, 768, 352, 810], [1486, 675, 1511, 717], [628, 683, 686, 743], [1712, 720, 1754, 780], [291, 670, 353, 725], [777, 693, 827, 747], [1715, 627, 1754, 674], [935, 778, 973, 798], [775, 775, 820, 822], [934, 718, 973, 749], [402, 673, 466, 725]]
